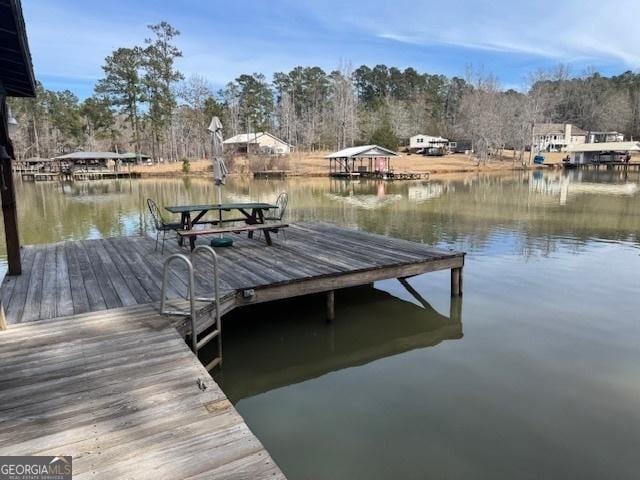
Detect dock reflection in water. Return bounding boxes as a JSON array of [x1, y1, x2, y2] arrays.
[[211, 285, 462, 403]]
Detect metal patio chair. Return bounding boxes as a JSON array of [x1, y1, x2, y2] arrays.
[[147, 198, 182, 254], [261, 192, 289, 242]]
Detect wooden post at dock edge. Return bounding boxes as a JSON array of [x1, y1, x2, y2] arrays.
[[0, 96, 21, 276], [0, 302, 7, 331], [451, 267, 463, 297], [326, 290, 335, 323], [449, 295, 462, 324]]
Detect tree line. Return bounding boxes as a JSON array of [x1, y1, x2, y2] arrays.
[[9, 21, 640, 162]]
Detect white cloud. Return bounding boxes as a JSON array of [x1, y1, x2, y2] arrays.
[[298, 0, 640, 67]]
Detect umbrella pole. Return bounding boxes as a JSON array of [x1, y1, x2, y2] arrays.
[[217, 184, 223, 236]]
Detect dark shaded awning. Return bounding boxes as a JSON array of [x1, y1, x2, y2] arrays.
[[0, 0, 36, 97]]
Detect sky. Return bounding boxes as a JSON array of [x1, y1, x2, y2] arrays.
[[23, 0, 640, 99]]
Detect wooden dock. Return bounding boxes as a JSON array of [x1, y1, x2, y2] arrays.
[[0, 307, 285, 479], [0, 221, 464, 478], [1, 222, 464, 327], [20, 171, 60, 182], [329, 171, 423, 180]]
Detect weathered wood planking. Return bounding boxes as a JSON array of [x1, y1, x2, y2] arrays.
[[1, 222, 464, 325], [0, 307, 285, 480]]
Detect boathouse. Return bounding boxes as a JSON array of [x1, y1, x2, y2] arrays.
[[326, 145, 399, 177], [565, 141, 640, 165], [54, 151, 122, 170]]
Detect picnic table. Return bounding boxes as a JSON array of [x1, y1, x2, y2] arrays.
[[165, 202, 279, 247]]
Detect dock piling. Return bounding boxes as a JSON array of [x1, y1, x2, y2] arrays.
[[449, 295, 462, 323], [451, 267, 463, 296], [326, 290, 335, 322]]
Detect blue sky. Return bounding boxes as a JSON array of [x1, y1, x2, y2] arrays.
[[24, 0, 640, 99]]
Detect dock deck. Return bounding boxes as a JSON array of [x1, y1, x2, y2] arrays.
[[0, 221, 464, 478], [1, 222, 464, 326], [0, 307, 284, 479]]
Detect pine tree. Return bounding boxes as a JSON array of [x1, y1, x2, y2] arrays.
[[143, 21, 183, 161], [95, 47, 144, 158]]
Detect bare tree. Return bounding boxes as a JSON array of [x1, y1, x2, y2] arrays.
[[178, 74, 213, 159]]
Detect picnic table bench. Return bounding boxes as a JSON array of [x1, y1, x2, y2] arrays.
[[177, 223, 289, 250], [165, 202, 280, 248]]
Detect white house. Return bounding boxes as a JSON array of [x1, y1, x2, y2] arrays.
[[587, 131, 625, 143], [409, 134, 449, 153], [532, 123, 586, 152], [223, 132, 292, 155]]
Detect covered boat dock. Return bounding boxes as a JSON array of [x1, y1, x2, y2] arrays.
[[565, 141, 640, 170]]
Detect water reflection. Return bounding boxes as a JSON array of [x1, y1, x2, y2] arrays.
[[3, 170, 640, 273], [2, 170, 640, 479], [212, 286, 463, 402]]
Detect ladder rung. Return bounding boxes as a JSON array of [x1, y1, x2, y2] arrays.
[[196, 329, 220, 350], [195, 296, 216, 302], [162, 310, 191, 317], [204, 356, 221, 371]]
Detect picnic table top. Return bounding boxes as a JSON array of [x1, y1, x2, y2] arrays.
[[165, 202, 278, 214]]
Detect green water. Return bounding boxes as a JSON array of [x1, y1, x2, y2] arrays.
[[2, 170, 640, 479]]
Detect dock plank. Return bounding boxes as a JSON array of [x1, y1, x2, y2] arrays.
[[80, 240, 122, 309], [91, 239, 138, 306], [39, 244, 58, 319], [101, 238, 153, 304], [55, 243, 74, 317], [71, 241, 107, 313], [21, 248, 45, 322], [63, 242, 91, 315]]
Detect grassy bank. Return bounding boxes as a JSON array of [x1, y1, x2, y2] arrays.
[[130, 150, 568, 178]]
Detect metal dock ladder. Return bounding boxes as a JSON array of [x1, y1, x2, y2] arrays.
[[160, 245, 223, 371]]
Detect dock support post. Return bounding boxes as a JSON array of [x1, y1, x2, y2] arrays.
[[0, 302, 6, 331], [451, 267, 463, 296], [326, 290, 335, 323], [449, 295, 462, 324]]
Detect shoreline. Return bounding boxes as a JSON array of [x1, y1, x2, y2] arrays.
[[129, 151, 560, 180]]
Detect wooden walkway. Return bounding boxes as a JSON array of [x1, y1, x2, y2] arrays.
[[0, 307, 284, 479], [0, 221, 464, 478]]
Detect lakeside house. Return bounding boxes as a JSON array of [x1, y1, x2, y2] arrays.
[[326, 145, 399, 177], [532, 123, 587, 152], [409, 134, 450, 155], [223, 132, 292, 155]]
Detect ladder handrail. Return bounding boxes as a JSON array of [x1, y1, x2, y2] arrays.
[[159, 246, 223, 368], [192, 245, 222, 363], [160, 253, 197, 352]]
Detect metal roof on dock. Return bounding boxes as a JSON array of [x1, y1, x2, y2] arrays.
[[325, 145, 399, 159], [566, 142, 640, 153]]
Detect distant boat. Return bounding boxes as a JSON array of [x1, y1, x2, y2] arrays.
[[533, 155, 545, 165]]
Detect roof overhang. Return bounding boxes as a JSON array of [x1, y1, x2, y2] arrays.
[[54, 152, 126, 160], [566, 142, 640, 153], [325, 145, 399, 159], [0, 0, 36, 97]]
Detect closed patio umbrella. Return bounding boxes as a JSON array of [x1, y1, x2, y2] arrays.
[[208, 117, 232, 246]]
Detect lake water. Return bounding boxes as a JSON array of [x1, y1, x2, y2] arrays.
[[2, 170, 640, 479]]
